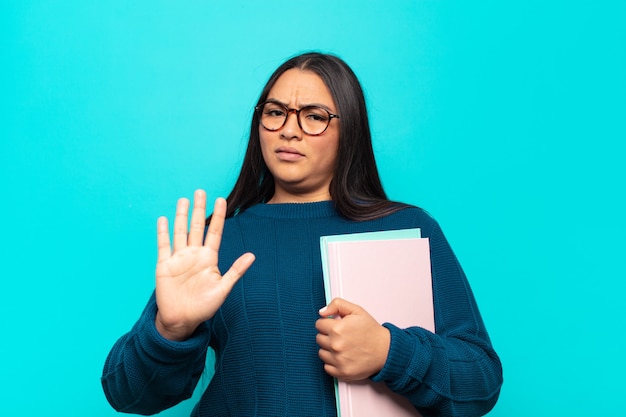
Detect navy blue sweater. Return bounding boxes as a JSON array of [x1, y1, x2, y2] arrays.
[[102, 202, 502, 416]]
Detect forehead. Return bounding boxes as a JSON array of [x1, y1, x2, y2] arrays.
[[268, 69, 336, 109]]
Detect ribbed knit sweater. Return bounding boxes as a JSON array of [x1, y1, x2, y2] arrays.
[[102, 201, 502, 417]]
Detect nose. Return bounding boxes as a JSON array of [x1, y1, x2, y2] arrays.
[[280, 109, 302, 140]]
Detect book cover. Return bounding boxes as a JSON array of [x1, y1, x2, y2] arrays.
[[320, 230, 434, 417]]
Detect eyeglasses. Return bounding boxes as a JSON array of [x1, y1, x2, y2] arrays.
[[256, 100, 340, 136]]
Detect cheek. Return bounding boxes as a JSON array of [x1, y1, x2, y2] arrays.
[[259, 132, 272, 158], [322, 135, 340, 166], [259, 130, 267, 147]]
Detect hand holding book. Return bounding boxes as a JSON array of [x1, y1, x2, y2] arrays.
[[315, 298, 391, 382]]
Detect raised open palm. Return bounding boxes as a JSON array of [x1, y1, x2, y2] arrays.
[[154, 190, 255, 341]]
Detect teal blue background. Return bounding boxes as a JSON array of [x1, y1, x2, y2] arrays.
[[2, 1, 625, 415]]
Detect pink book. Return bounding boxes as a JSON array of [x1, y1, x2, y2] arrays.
[[320, 230, 434, 417]]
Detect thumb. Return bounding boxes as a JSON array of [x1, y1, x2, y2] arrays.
[[319, 297, 359, 318], [222, 252, 256, 289]]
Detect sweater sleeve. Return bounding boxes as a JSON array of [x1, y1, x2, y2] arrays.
[[101, 292, 211, 415], [371, 220, 503, 417]]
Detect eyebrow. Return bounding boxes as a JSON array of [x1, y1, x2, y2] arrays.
[[265, 98, 335, 113]]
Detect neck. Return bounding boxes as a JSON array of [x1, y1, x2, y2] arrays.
[[267, 189, 332, 204]]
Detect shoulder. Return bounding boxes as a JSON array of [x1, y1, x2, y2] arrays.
[[378, 204, 439, 234]]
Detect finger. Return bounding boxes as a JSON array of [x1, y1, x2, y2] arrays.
[[315, 317, 336, 334], [323, 363, 341, 378], [315, 332, 333, 350], [187, 189, 207, 246], [204, 197, 227, 252], [221, 252, 256, 289], [173, 197, 190, 252], [320, 298, 357, 318], [318, 304, 338, 319], [156, 216, 171, 263], [318, 347, 337, 366]]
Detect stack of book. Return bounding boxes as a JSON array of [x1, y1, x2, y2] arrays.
[[320, 229, 434, 417]]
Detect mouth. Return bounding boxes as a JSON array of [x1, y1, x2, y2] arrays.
[[275, 147, 305, 161]]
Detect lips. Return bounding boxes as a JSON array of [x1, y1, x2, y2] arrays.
[[275, 146, 305, 161]]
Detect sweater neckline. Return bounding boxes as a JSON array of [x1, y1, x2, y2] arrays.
[[244, 201, 338, 219]]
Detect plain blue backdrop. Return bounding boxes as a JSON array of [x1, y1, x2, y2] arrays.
[[2, 1, 625, 415]]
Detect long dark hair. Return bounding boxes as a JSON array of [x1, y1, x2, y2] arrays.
[[211, 52, 410, 223]]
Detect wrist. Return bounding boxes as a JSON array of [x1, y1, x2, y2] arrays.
[[373, 325, 391, 373], [155, 311, 197, 342]]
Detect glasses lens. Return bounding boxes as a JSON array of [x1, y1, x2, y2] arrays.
[[260, 102, 287, 131], [299, 106, 330, 135]]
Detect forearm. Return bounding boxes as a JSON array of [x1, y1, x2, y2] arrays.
[[373, 324, 502, 417], [371, 216, 503, 416], [101, 294, 211, 414]]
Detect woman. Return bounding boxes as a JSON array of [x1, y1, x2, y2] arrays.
[[102, 52, 503, 417]]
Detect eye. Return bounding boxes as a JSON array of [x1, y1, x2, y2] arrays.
[[302, 107, 329, 122], [263, 105, 286, 118]]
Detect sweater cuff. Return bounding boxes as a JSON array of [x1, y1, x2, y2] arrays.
[[372, 323, 430, 388], [135, 302, 211, 364]]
